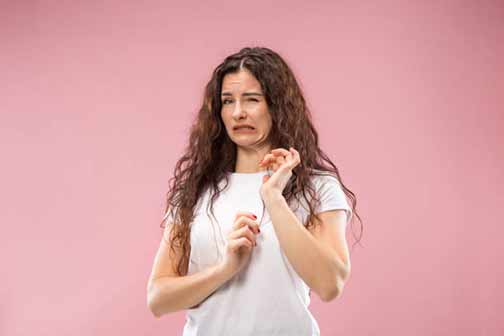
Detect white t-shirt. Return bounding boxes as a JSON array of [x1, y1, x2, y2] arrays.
[[170, 168, 352, 336]]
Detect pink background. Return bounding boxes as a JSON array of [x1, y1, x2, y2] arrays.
[[1, 1, 502, 335]]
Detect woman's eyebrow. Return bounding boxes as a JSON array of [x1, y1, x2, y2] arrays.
[[221, 92, 264, 97]]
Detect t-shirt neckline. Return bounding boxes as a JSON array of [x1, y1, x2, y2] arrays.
[[228, 169, 271, 177]]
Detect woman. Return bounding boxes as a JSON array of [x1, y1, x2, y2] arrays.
[[147, 46, 362, 335]]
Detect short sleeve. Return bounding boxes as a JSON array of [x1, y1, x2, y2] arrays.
[[313, 174, 353, 225]]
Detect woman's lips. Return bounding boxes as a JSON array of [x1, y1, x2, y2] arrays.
[[234, 127, 255, 132]]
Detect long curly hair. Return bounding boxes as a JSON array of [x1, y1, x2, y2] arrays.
[[160, 46, 363, 276]]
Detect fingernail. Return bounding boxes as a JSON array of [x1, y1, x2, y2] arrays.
[[252, 214, 257, 219]]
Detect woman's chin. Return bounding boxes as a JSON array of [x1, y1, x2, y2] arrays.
[[233, 137, 257, 145]]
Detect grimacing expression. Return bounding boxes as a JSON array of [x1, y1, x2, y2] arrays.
[[220, 69, 272, 147]]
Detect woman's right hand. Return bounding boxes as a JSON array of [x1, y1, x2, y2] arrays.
[[219, 211, 261, 278]]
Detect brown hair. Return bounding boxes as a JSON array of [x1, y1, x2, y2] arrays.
[[160, 46, 363, 276]]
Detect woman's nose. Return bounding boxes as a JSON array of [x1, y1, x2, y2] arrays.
[[232, 101, 246, 118]]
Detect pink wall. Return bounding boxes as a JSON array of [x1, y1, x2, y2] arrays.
[[1, 1, 502, 335]]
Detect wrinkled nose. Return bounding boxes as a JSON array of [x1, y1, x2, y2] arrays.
[[232, 101, 246, 119]]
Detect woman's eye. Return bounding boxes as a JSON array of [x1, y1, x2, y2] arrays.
[[222, 98, 258, 105]]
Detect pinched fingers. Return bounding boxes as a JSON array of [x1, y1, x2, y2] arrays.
[[260, 147, 301, 170], [233, 213, 261, 234], [228, 225, 257, 247], [227, 237, 254, 252], [259, 153, 276, 166]]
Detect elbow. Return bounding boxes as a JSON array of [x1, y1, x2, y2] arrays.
[[149, 306, 161, 319], [319, 277, 344, 302], [320, 287, 339, 302], [147, 282, 162, 318], [320, 263, 350, 302], [148, 294, 162, 318]]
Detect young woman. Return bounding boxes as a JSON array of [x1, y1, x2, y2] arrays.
[[147, 46, 362, 335]]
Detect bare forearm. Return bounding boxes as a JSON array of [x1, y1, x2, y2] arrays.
[[147, 264, 232, 317], [263, 191, 346, 299]]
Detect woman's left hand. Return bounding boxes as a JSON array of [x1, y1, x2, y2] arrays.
[[259, 147, 301, 199]]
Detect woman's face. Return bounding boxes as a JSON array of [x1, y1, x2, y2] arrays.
[[220, 69, 272, 149]]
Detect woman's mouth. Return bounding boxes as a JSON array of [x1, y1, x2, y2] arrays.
[[234, 126, 255, 132]]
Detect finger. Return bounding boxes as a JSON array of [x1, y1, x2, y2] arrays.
[[228, 237, 256, 250], [260, 158, 275, 169], [234, 211, 257, 224], [276, 155, 286, 165], [238, 217, 261, 234], [228, 224, 255, 240], [228, 237, 253, 252], [271, 156, 286, 171], [288, 147, 300, 167], [270, 149, 290, 167], [271, 148, 290, 156], [233, 214, 260, 233], [273, 147, 295, 168], [234, 216, 260, 234], [229, 225, 257, 246], [263, 156, 282, 170], [259, 153, 275, 166]]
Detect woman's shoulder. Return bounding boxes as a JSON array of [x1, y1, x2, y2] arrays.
[[308, 168, 340, 184]]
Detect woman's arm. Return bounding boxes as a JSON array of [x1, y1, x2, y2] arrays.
[[147, 263, 232, 318], [262, 190, 350, 302], [147, 224, 234, 318]]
